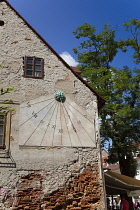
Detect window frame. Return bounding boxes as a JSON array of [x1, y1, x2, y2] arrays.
[[0, 112, 11, 150], [24, 56, 44, 79], [0, 114, 6, 149]]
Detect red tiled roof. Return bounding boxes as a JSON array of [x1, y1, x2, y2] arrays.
[[102, 149, 120, 170], [102, 148, 140, 171], [70, 66, 81, 74], [102, 156, 120, 170]]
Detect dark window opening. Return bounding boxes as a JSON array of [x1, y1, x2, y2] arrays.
[[0, 20, 4, 26], [24, 57, 44, 79], [0, 114, 6, 149]]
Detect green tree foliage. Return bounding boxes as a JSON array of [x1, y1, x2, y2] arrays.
[[0, 88, 13, 112], [73, 20, 140, 177], [123, 18, 140, 64], [73, 23, 119, 69]]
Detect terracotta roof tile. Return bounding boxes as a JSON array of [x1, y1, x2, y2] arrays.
[[70, 66, 81, 74]]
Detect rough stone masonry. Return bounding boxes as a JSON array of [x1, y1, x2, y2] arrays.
[[0, 1, 106, 209]]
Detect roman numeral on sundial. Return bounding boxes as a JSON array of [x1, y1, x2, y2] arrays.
[[32, 111, 38, 118]]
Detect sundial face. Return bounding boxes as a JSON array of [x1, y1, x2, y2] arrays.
[[19, 91, 96, 148]]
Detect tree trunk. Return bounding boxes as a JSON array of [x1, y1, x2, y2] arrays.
[[119, 155, 136, 178]]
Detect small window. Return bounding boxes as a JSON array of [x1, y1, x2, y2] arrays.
[[24, 57, 44, 79], [0, 114, 6, 149], [0, 112, 11, 150]]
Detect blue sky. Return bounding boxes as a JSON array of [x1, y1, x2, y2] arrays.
[[8, 0, 140, 68]]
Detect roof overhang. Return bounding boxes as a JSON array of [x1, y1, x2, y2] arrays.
[[104, 171, 140, 195]]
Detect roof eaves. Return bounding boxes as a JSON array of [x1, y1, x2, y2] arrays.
[[106, 171, 140, 187], [4, 0, 105, 110]]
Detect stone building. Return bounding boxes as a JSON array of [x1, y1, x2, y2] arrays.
[[0, 1, 106, 209]]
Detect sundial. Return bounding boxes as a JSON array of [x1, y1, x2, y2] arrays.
[[19, 91, 96, 148]]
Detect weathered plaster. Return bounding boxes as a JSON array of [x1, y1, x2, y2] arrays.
[[0, 1, 105, 209]]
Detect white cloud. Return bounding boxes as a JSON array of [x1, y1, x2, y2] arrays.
[[60, 51, 79, 66]]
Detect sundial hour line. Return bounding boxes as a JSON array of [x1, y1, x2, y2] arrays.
[[65, 100, 93, 123], [64, 102, 95, 143], [52, 102, 60, 147], [61, 102, 72, 147], [23, 101, 57, 146], [20, 99, 55, 126], [40, 101, 58, 146], [62, 103, 77, 133], [62, 103, 83, 146], [21, 97, 54, 108], [60, 104, 63, 146]]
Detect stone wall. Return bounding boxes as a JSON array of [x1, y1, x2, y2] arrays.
[[0, 1, 105, 209], [0, 1, 96, 107], [13, 165, 102, 210], [0, 148, 105, 210]]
